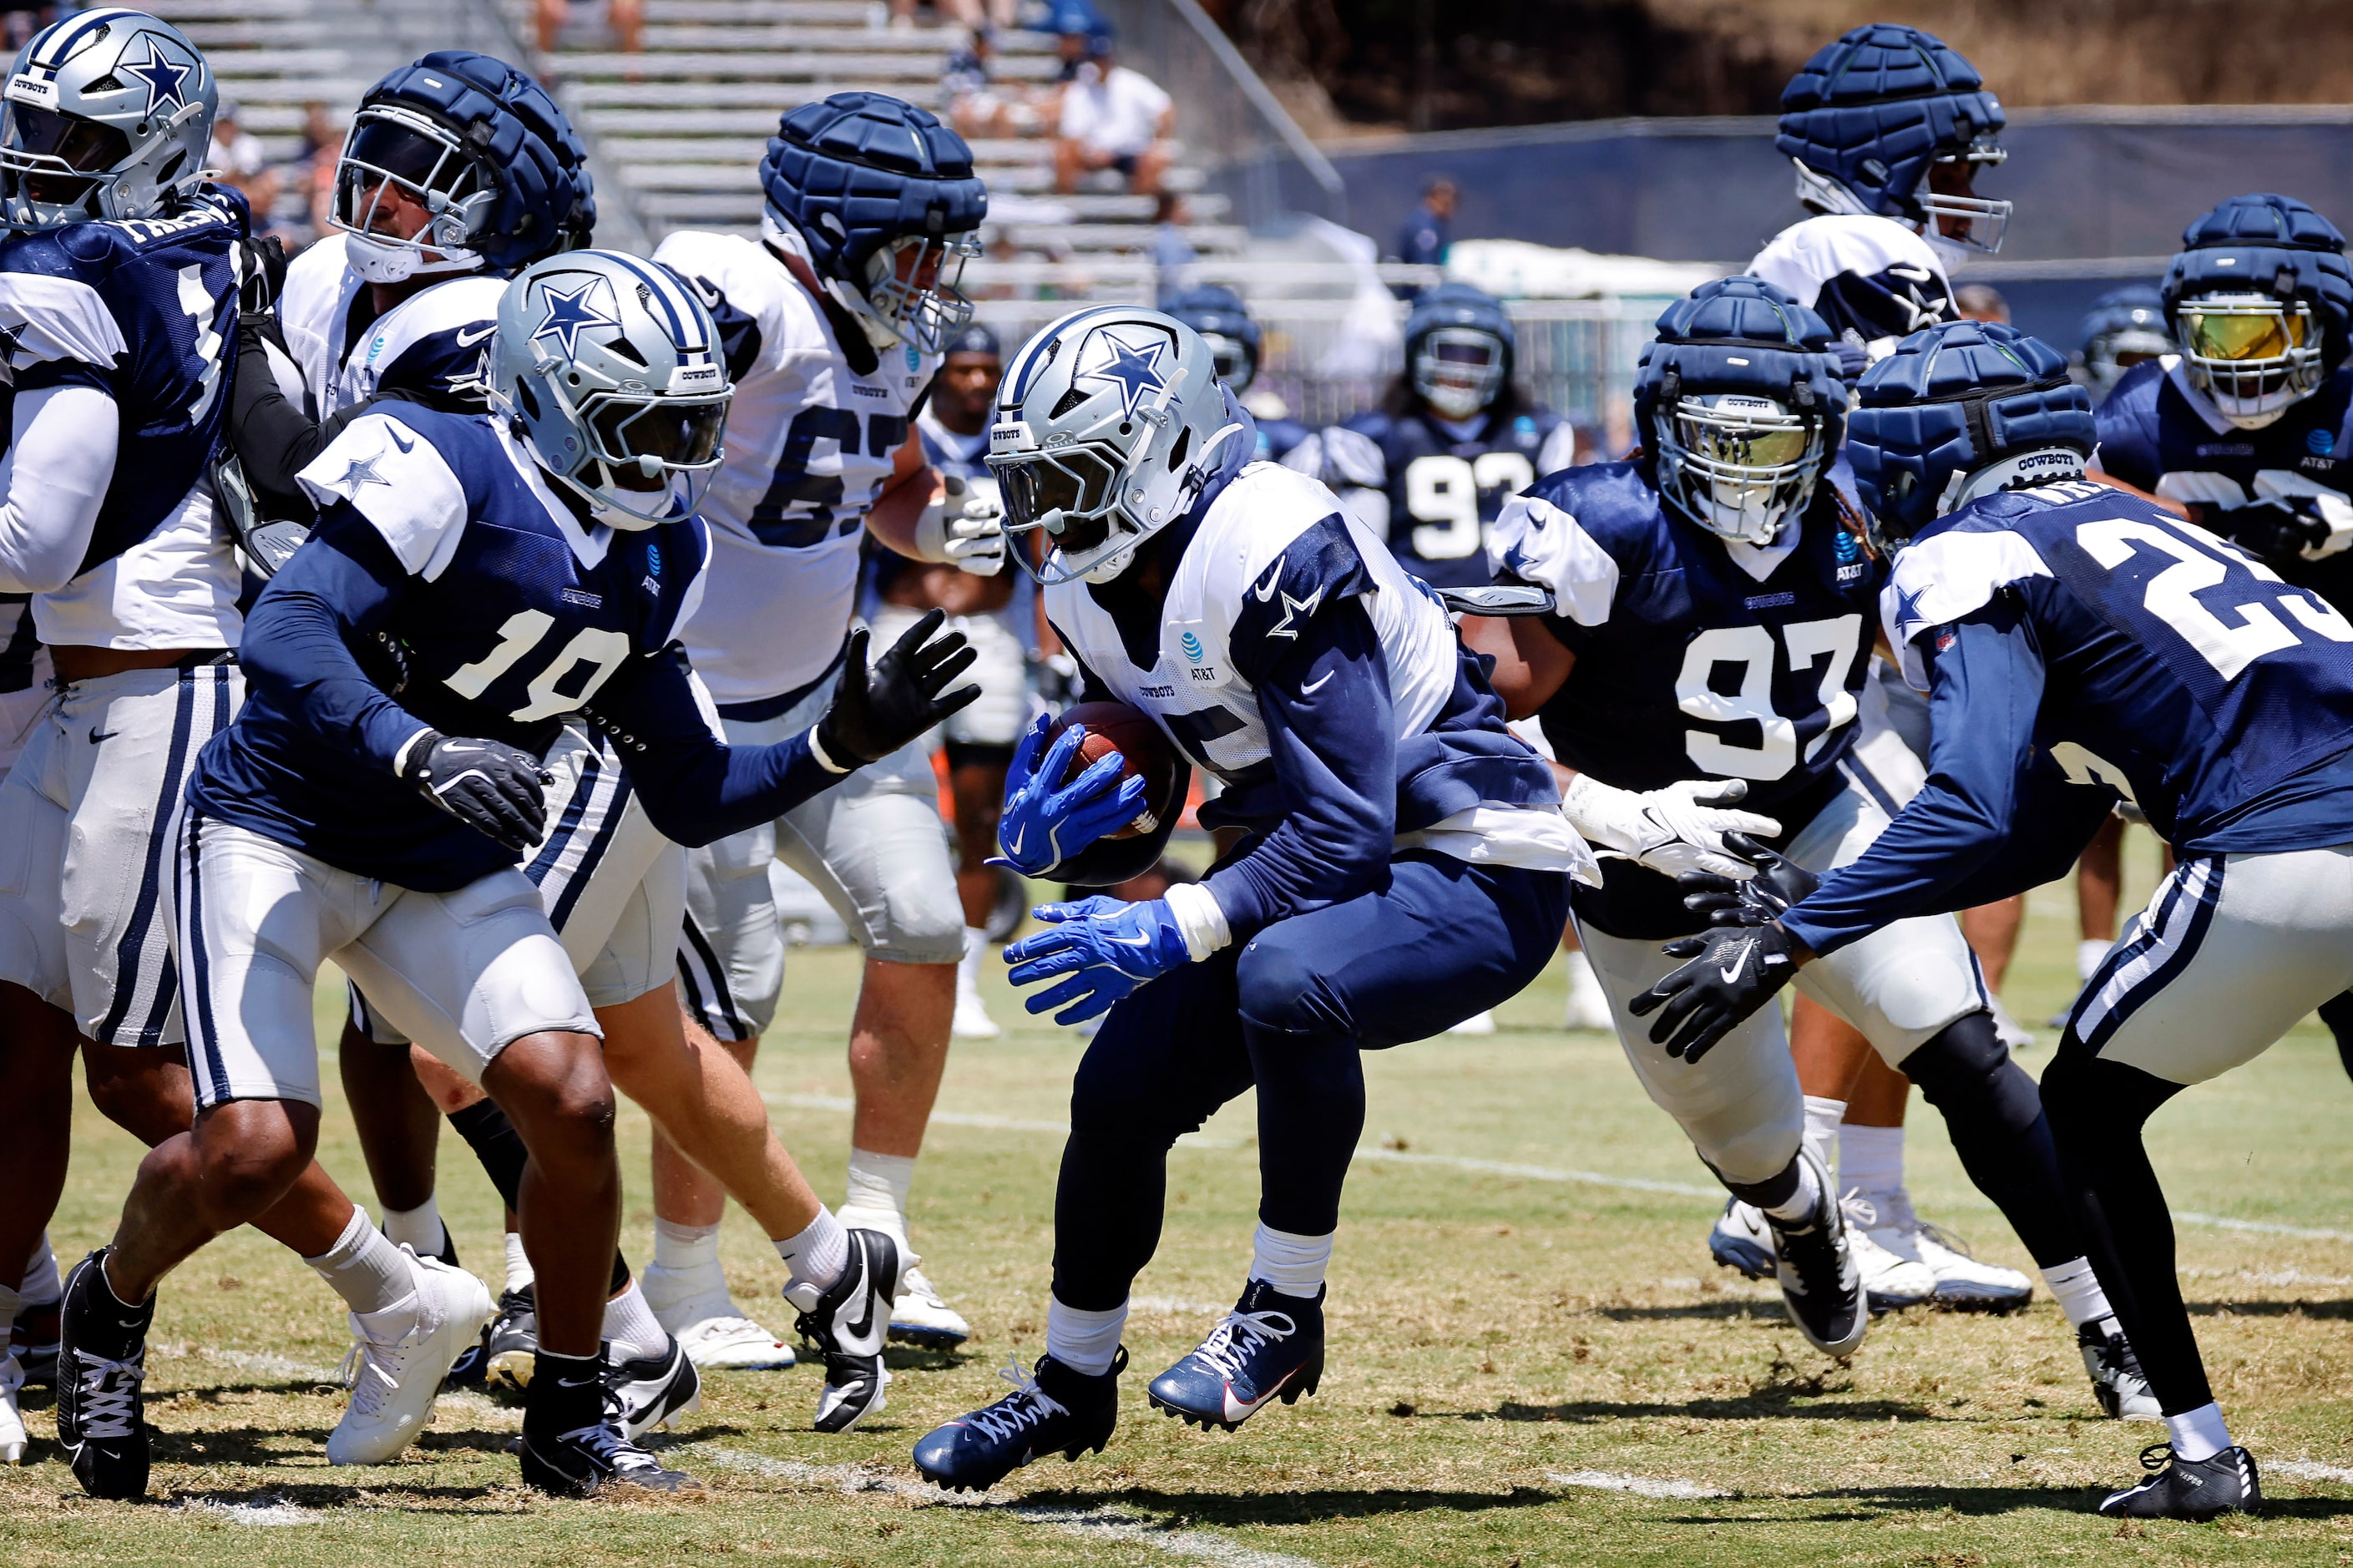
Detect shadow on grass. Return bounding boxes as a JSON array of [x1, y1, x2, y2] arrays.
[[1590, 1301, 1789, 1323], [1421, 1395, 1938, 1424], [2186, 1297, 2353, 1319], [1014, 1483, 1558, 1526], [884, 1344, 974, 1373], [1693, 1482, 2353, 1522], [160, 1479, 507, 1512]]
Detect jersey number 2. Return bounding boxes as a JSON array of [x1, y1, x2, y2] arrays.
[[1675, 616, 1862, 780], [2074, 516, 2353, 680]]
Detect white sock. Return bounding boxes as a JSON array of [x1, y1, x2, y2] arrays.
[[958, 926, 987, 994], [1839, 1123, 1905, 1198], [2077, 938, 2113, 984], [382, 1196, 445, 1258], [2042, 1257, 2117, 1331], [1762, 1152, 1824, 1223], [1801, 1096, 1845, 1179], [1250, 1222, 1334, 1297], [305, 1207, 415, 1316], [1564, 948, 1602, 996], [1045, 1296, 1127, 1376], [776, 1206, 849, 1302], [2167, 1401, 2233, 1463], [653, 1218, 722, 1277], [23, 1232, 59, 1308], [503, 1232, 534, 1295], [841, 1147, 916, 1242], [601, 1280, 670, 1363]]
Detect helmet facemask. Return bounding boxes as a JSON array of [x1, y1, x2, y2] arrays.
[[2177, 291, 2324, 428], [857, 229, 980, 352], [1655, 393, 1824, 546], [1915, 139, 2010, 256], [992, 432, 1136, 582], [1414, 326, 1506, 422], [331, 103, 493, 284], [1197, 330, 1255, 392]]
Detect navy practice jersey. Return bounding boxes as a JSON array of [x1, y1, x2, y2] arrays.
[[2093, 357, 2353, 608], [0, 188, 243, 581], [1291, 404, 1577, 589], [1490, 463, 1885, 938], [190, 406, 731, 891], [1785, 480, 2353, 954]]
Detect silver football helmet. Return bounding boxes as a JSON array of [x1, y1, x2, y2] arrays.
[[0, 8, 215, 230], [1653, 392, 1828, 546], [488, 250, 732, 530], [988, 306, 1244, 585]]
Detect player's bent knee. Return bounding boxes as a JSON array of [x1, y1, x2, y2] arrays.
[[190, 1099, 319, 1219], [1234, 941, 1349, 1041], [83, 1044, 195, 1147], [1898, 1011, 2037, 1123]]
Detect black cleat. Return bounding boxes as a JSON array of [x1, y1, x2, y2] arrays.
[[790, 1230, 897, 1434], [1146, 1281, 1324, 1432], [2079, 1322, 2162, 1421], [2100, 1443, 2260, 1520], [912, 1349, 1126, 1492], [519, 1346, 700, 1497], [483, 1284, 539, 1390], [1762, 1151, 1867, 1358], [55, 1250, 154, 1500]]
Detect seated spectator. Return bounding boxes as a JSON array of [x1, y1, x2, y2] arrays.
[[1054, 26, 1171, 197], [539, 0, 642, 54], [1955, 281, 2011, 323], [946, 29, 1048, 139], [206, 100, 280, 224]]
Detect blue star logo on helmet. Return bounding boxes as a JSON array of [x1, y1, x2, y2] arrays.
[[1079, 328, 1169, 422], [531, 276, 620, 358], [124, 38, 191, 117], [1180, 631, 1204, 663], [2310, 428, 2337, 457]]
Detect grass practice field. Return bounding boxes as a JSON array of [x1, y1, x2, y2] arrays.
[[7, 832, 2353, 1565]]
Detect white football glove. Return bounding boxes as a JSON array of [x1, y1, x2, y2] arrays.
[[1561, 774, 1782, 881], [915, 473, 1007, 576]]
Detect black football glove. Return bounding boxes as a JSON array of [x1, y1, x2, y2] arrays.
[[239, 234, 288, 314], [1676, 832, 1820, 928], [813, 607, 981, 768], [1627, 920, 1803, 1062], [2224, 496, 2330, 564], [402, 731, 554, 853]]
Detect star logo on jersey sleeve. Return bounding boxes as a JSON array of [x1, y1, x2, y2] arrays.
[[330, 452, 392, 494], [1890, 581, 1934, 640], [1078, 328, 1169, 422], [530, 276, 620, 358], [124, 39, 192, 117]]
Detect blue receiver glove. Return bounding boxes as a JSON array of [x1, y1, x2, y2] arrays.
[[1004, 894, 1191, 1024], [991, 711, 1150, 877]]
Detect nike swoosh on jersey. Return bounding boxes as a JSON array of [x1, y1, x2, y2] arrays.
[[1299, 670, 1336, 695], [1251, 554, 1287, 601], [387, 427, 416, 454], [455, 325, 496, 348]]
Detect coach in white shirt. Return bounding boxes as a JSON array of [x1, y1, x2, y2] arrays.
[[1054, 32, 1172, 196]]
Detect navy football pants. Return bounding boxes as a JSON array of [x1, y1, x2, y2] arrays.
[[1050, 852, 1571, 1312]]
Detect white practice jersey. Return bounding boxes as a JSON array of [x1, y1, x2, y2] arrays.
[[1748, 213, 1954, 357], [1046, 463, 1460, 784], [651, 230, 939, 706], [277, 233, 505, 417]]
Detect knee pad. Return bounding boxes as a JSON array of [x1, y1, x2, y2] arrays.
[[1900, 1011, 2039, 1121]]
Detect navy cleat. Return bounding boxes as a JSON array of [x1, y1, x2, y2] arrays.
[[55, 1250, 154, 1500], [1763, 1151, 1867, 1358], [2100, 1443, 2260, 1520], [519, 1348, 701, 1497], [1147, 1281, 1323, 1431], [913, 1348, 1125, 1492]]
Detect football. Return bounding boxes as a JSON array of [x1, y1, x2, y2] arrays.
[[1046, 701, 1182, 839]]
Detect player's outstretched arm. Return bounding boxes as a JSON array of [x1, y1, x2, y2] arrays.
[[602, 609, 979, 847]]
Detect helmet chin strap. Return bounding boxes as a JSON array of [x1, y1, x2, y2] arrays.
[[345, 231, 482, 286]]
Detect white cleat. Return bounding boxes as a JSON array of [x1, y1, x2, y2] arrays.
[[642, 1260, 797, 1371], [1447, 1009, 1498, 1035], [1839, 1191, 1937, 1312], [1859, 1187, 2033, 1310], [1987, 997, 2038, 1053], [1562, 951, 1616, 1032], [326, 1251, 494, 1467], [951, 989, 1004, 1039], [890, 1263, 971, 1351], [0, 1350, 26, 1464]]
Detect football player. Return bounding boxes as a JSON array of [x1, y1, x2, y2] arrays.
[[1634, 316, 2353, 1520], [0, 9, 429, 1487], [1283, 282, 1576, 588], [654, 91, 999, 1354], [57, 250, 979, 1500], [867, 319, 1030, 1043], [1162, 283, 1310, 462], [2091, 195, 2353, 1078], [1463, 280, 2148, 1409], [2075, 284, 2173, 403], [1736, 22, 2034, 1310], [908, 305, 1587, 1492]]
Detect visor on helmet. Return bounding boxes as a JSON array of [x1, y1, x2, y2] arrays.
[[993, 439, 1122, 561], [2177, 293, 2323, 427], [583, 392, 730, 476], [1656, 393, 1824, 546], [1197, 330, 1254, 392], [331, 104, 490, 260], [862, 230, 981, 354], [1414, 326, 1505, 421]]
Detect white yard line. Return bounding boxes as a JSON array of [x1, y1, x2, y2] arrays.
[[153, 1342, 342, 1384], [2272, 1459, 2353, 1485], [769, 1093, 2353, 1242], [178, 1496, 322, 1526], [695, 1444, 1319, 1566], [1548, 1469, 1729, 1500]]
